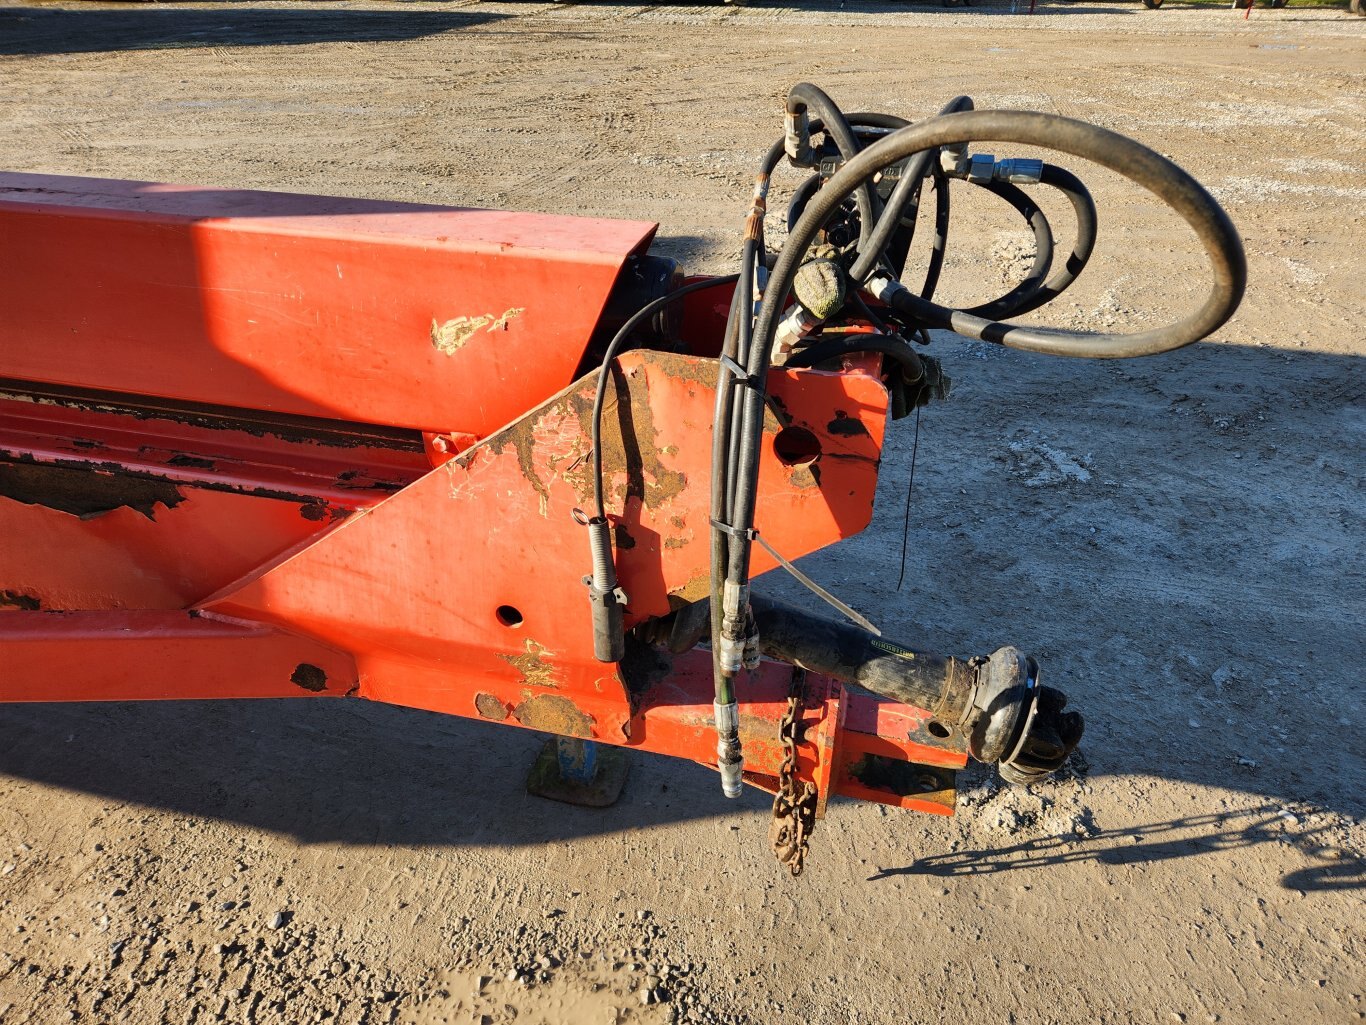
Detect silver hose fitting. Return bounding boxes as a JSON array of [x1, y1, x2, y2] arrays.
[[784, 109, 814, 166], [714, 700, 744, 798]]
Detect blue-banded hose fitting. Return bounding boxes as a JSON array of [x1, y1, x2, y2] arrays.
[[584, 515, 627, 663]]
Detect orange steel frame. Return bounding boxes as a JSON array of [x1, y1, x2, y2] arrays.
[[0, 173, 966, 816]]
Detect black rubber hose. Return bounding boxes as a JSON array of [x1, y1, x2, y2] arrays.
[[783, 334, 925, 379], [848, 95, 974, 284], [959, 179, 1055, 321], [1002, 163, 1098, 316], [728, 107, 1245, 590], [920, 166, 951, 301], [591, 273, 739, 520], [709, 277, 747, 708], [786, 173, 822, 233], [786, 83, 880, 252], [772, 110, 1245, 361], [725, 239, 761, 519]]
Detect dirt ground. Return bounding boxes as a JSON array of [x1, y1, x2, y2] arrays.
[[1, 1, 1363, 1023]]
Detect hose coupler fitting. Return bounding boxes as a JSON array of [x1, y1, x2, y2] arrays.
[[774, 260, 846, 366], [714, 700, 744, 798], [784, 106, 814, 167], [717, 581, 750, 672]]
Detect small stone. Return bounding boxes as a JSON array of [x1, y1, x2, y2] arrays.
[[505, 969, 520, 982], [329, 962, 346, 977], [1, 865, 14, 876], [637, 986, 655, 1006], [268, 912, 288, 930], [636, 909, 651, 922]]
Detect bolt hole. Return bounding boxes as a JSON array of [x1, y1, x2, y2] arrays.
[[773, 426, 822, 467], [496, 605, 524, 628], [927, 720, 952, 739]]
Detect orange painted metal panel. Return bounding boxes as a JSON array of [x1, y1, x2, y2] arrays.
[[0, 173, 656, 436]]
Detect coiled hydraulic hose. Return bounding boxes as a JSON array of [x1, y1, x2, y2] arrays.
[[706, 89, 1245, 797], [775, 110, 1245, 360]]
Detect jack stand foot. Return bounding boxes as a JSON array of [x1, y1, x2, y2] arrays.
[[526, 737, 629, 808]]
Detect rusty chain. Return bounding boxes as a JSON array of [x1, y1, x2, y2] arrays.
[[769, 668, 818, 876]]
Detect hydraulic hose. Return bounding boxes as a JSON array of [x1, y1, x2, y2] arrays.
[[786, 84, 881, 253], [584, 272, 738, 663], [700, 89, 1241, 800], [847, 95, 974, 284], [591, 273, 739, 521], [1003, 163, 1098, 316], [822, 111, 1247, 359], [782, 333, 925, 379], [920, 166, 952, 301], [960, 179, 1055, 321], [728, 106, 1244, 620]]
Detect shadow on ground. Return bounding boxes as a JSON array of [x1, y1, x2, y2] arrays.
[[1, 337, 1363, 881], [0, 6, 507, 55], [866, 805, 1365, 891]]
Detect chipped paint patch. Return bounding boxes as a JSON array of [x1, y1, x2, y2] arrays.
[[513, 694, 594, 739], [497, 638, 562, 688], [474, 692, 509, 721], [431, 308, 525, 356], [290, 663, 328, 692]]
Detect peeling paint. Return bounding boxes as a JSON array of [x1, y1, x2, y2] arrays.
[[474, 692, 509, 721], [497, 638, 562, 689], [0, 461, 184, 521], [290, 663, 328, 692], [827, 410, 870, 437], [512, 694, 594, 738], [431, 307, 526, 356], [0, 590, 41, 611]]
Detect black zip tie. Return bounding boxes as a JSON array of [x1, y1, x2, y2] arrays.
[[708, 517, 754, 539], [718, 353, 761, 388], [709, 518, 880, 636], [753, 533, 882, 637]]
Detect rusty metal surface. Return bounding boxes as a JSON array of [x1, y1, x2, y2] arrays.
[[204, 349, 888, 703], [0, 386, 433, 611]]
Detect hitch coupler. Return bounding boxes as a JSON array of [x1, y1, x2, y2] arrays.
[[749, 598, 1084, 784]]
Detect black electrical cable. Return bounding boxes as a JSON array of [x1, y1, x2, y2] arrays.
[[894, 407, 922, 593], [590, 273, 739, 521]]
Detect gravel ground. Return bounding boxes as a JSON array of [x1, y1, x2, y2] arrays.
[[0, 2, 1363, 1023]]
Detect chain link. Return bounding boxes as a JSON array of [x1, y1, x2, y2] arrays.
[[769, 668, 818, 876]]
